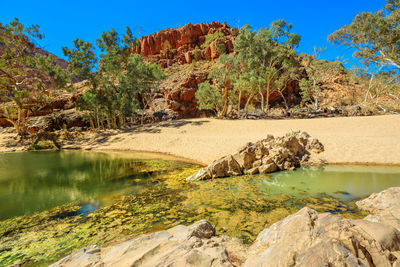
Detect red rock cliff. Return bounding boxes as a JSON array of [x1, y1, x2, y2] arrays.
[[131, 22, 236, 67]]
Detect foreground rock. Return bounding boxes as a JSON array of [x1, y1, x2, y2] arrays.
[[49, 220, 247, 267], [187, 133, 324, 181], [245, 207, 400, 267], [356, 187, 400, 231]]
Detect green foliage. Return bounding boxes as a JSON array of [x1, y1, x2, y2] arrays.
[[201, 31, 225, 49], [354, 68, 400, 102], [65, 27, 164, 129], [192, 46, 201, 62], [195, 82, 223, 113], [62, 39, 97, 81], [299, 78, 314, 103], [0, 18, 69, 134], [328, 0, 400, 70], [201, 31, 227, 57], [197, 20, 302, 117]]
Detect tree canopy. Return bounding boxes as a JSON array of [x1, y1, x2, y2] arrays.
[[196, 19, 302, 117], [63, 27, 164, 129], [328, 0, 400, 70], [0, 18, 68, 135]]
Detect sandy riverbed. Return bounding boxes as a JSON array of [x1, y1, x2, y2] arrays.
[[1, 115, 399, 165]]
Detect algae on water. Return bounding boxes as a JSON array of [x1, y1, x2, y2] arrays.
[[1, 152, 397, 266]]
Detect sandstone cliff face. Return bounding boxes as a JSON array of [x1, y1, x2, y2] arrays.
[[132, 22, 236, 67]]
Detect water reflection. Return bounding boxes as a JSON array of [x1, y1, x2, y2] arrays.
[[0, 151, 185, 220]]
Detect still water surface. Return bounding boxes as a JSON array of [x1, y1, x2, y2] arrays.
[[0, 151, 400, 220]]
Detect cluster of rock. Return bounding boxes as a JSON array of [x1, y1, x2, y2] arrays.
[[50, 220, 247, 267], [131, 22, 236, 67], [187, 133, 324, 181], [51, 187, 400, 267], [159, 62, 213, 116]]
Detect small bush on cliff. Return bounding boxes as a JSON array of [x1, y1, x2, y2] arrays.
[[201, 31, 227, 57]]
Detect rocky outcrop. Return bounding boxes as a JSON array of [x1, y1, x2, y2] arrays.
[[187, 132, 324, 181], [356, 187, 400, 214], [132, 22, 236, 67], [356, 187, 400, 231], [245, 207, 400, 267], [245, 188, 400, 266], [26, 108, 87, 134], [153, 61, 215, 117], [49, 220, 247, 267]]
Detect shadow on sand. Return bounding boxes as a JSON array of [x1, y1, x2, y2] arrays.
[[79, 119, 210, 146]]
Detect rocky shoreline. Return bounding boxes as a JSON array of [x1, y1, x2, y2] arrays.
[[50, 187, 400, 267]]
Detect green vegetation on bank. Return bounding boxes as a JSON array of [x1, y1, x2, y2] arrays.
[[0, 20, 164, 134], [63, 29, 164, 129], [0, 19, 68, 135], [197, 20, 302, 117], [1, 0, 400, 133]]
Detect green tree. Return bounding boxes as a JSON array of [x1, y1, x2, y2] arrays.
[[62, 39, 100, 127], [207, 53, 237, 117], [328, 0, 400, 70], [195, 82, 224, 115], [0, 18, 68, 135], [300, 49, 347, 109], [63, 27, 164, 129], [233, 20, 301, 114]]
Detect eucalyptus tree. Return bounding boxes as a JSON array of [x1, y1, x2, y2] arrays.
[[329, 0, 400, 70], [195, 81, 224, 115], [63, 27, 164, 128], [233, 25, 264, 114], [0, 18, 68, 135], [62, 39, 100, 127], [233, 20, 301, 113]]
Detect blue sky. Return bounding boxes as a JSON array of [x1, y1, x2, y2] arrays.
[[0, 0, 386, 68]]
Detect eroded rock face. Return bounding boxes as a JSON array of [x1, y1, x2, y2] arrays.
[[187, 133, 324, 181], [49, 220, 247, 267], [26, 108, 87, 134], [356, 187, 400, 214], [356, 187, 400, 231], [132, 22, 236, 67], [245, 207, 400, 267]]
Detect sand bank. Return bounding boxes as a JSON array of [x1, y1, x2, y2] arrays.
[[1, 115, 399, 165]]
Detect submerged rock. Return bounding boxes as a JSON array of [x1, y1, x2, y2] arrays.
[[187, 132, 324, 181]]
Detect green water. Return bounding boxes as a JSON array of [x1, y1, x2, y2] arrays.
[[0, 151, 191, 220], [265, 165, 400, 202], [1, 151, 400, 266]]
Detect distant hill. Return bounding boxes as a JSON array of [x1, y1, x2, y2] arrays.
[[34, 47, 69, 69]]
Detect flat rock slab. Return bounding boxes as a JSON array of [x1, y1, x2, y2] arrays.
[[49, 220, 246, 267]]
